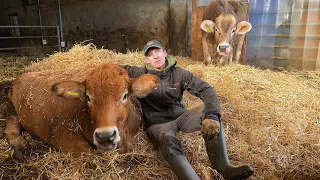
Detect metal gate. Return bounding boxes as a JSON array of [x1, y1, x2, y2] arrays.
[[0, 25, 61, 52]]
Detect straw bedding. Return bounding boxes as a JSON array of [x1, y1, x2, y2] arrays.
[[0, 44, 319, 180]]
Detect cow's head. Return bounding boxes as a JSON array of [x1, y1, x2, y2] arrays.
[[201, 14, 251, 56], [51, 63, 159, 150]]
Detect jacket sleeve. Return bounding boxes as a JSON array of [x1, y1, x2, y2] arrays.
[[120, 65, 146, 78], [181, 68, 221, 117]]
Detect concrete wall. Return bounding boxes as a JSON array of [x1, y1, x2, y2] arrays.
[[0, 0, 41, 49], [0, 0, 187, 56], [168, 0, 187, 56]]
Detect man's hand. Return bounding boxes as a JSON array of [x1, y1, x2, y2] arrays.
[[201, 118, 220, 140]]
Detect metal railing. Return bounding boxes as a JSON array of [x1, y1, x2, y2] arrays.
[[0, 25, 61, 52]]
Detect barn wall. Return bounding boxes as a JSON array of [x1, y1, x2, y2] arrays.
[[0, 0, 187, 56], [0, 0, 41, 49], [0, 2, 39, 26]]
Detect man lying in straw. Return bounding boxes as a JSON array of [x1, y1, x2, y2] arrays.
[[121, 40, 254, 180]]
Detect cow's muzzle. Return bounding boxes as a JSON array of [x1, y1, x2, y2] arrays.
[[93, 126, 121, 150], [217, 43, 231, 56]]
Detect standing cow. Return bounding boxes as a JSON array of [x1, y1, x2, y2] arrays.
[[201, 0, 252, 65], [5, 62, 159, 159]]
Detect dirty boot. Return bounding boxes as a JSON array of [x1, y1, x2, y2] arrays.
[[204, 123, 253, 180]]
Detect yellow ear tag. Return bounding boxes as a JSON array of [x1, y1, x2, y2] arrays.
[[67, 90, 79, 96], [205, 24, 213, 32]]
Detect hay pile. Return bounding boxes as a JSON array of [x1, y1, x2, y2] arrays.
[[0, 44, 320, 180], [0, 55, 33, 82]]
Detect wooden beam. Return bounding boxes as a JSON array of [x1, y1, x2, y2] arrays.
[[190, 0, 205, 61]]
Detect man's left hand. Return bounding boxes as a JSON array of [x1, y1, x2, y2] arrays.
[[201, 119, 220, 140]]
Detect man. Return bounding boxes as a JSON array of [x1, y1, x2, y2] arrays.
[[121, 40, 253, 180]]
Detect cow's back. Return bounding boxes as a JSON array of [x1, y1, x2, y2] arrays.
[[203, 0, 248, 22], [10, 72, 93, 146]]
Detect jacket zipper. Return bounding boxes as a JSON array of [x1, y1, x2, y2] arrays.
[[160, 72, 164, 104]]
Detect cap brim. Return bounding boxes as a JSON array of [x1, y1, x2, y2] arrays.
[[144, 45, 164, 55]]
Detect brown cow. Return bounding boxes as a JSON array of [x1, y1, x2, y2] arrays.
[[5, 62, 159, 159], [201, 0, 252, 65]]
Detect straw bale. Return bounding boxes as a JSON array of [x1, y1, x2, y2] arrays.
[[0, 44, 319, 180]]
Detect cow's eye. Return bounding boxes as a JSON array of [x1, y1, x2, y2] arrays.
[[123, 93, 127, 100], [121, 93, 128, 102], [215, 28, 220, 35], [120, 91, 128, 103], [232, 29, 236, 33], [86, 95, 91, 102]]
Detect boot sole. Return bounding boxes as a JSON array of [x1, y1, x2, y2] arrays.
[[225, 168, 254, 180]]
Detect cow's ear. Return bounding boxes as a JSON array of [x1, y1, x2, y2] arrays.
[[130, 74, 160, 98], [236, 21, 252, 34], [51, 81, 86, 99], [200, 20, 215, 33]]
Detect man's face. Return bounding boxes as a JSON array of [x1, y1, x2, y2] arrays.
[[145, 47, 167, 70]]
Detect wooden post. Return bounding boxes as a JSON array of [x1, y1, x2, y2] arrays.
[[316, 41, 320, 71], [190, 0, 206, 61]]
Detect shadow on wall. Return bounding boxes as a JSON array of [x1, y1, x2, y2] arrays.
[[67, 27, 156, 54]]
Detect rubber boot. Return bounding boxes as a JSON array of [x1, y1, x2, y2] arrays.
[[168, 155, 200, 180], [161, 135, 200, 180], [205, 123, 254, 180]]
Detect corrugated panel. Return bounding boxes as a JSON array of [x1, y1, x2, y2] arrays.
[[289, 0, 320, 70], [246, 0, 320, 71], [246, 0, 278, 67], [197, 0, 211, 7]]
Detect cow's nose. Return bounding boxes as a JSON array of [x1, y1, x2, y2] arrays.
[[95, 130, 117, 142], [218, 45, 230, 52]]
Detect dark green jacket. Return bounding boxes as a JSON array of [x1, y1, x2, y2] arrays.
[[122, 55, 220, 128]]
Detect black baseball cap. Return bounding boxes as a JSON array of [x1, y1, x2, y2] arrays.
[[143, 40, 164, 55]]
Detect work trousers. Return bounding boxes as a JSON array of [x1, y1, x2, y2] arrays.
[[147, 104, 205, 161]]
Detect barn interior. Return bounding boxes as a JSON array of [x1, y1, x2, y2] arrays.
[[0, 0, 320, 180]]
